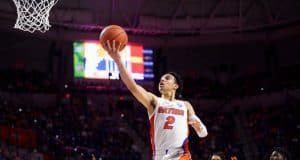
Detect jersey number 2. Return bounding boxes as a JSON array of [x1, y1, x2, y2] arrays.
[[163, 116, 175, 129]]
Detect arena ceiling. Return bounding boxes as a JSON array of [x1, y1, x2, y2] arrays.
[[0, 0, 300, 46]]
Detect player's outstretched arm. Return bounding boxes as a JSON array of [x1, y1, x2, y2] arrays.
[[185, 101, 208, 138], [106, 40, 157, 110]]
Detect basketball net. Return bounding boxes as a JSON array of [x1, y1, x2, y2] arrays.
[[12, 0, 58, 33]]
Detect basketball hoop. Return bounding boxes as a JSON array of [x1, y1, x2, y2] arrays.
[[12, 0, 58, 33]]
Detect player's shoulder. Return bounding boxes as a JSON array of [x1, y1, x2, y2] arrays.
[[175, 99, 191, 108], [177, 99, 191, 105], [180, 100, 194, 110]]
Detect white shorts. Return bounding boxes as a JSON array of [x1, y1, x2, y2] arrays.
[[153, 148, 191, 160]]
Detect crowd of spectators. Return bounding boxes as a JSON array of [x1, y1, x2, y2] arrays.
[[0, 93, 141, 160], [0, 142, 44, 160], [0, 92, 244, 160], [246, 100, 300, 159], [1, 64, 298, 98], [189, 111, 242, 160], [183, 65, 300, 99], [0, 69, 56, 93], [0, 66, 299, 160]]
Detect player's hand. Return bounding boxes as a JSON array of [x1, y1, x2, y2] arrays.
[[106, 40, 122, 60]]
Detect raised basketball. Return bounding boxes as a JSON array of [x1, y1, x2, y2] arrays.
[[99, 25, 128, 51]]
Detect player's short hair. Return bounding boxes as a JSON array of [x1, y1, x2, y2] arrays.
[[167, 72, 183, 98]]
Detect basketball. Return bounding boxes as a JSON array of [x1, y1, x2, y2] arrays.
[[99, 25, 128, 52]]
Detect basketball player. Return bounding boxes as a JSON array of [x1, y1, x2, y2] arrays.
[[106, 41, 208, 160]]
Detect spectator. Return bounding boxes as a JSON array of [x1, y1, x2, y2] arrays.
[[210, 151, 225, 160], [268, 147, 290, 160]]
